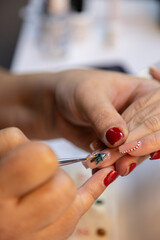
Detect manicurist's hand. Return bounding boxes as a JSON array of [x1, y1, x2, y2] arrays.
[[1, 69, 159, 152], [0, 127, 117, 240]]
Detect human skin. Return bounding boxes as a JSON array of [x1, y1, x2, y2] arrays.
[[1, 67, 160, 176], [84, 68, 160, 176], [0, 68, 159, 151], [0, 68, 160, 239], [119, 69, 160, 159], [0, 127, 116, 240]]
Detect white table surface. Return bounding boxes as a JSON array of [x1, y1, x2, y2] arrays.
[[11, 0, 160, 74]]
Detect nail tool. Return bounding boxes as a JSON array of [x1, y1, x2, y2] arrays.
[[59, 153, 104, 166]]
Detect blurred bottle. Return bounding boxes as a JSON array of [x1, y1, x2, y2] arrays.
[[39, 0, 70, 58], [71, 0, 84, 12]]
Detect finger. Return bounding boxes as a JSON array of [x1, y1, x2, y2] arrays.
[[89, 138, 106, 151], [78, 166, 118, 213], [34, 167, 118, 240], [0, 142, 58, 198], [115, 154, 147, 176], [119, 130, 160, 157], [127, 100, 160, 132], [122, 88, 160, 124], [81, 93, 127, 147], [150, 67, 160, 81], [123, 113, 160, 151], [56, 111, 96, 152], [84, 149, 120, 169], [32, 197, 83, 240], [0, 127, 28, 157], [19, 169, 77, 230]]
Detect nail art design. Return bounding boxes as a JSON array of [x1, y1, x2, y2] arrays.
[[90, 153, 107, 165], [120, 141, 141, 154]]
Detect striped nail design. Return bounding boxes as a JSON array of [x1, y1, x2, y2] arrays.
[[120, 141, 141, 154]]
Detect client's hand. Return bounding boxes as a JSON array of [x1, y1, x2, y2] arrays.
[[85, 85, 160, 176], [1, 69, 159, 152], [0, 127, 116, 240]]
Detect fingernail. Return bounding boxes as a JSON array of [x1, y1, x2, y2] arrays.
[[124, 163, 136, 176], [106, 127, 124, 145], [150, 151, 160, 160], [103, 170, 118, 187], [90, 142, 96, 151], [119, 141, 141, 154], [90, 140, 106, 151]]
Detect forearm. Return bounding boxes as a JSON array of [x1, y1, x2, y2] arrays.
[[0, 70, 61, 140]]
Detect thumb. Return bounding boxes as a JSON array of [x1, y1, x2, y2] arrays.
[[78, 166, 118, 214], [84, 95, 128, 147]]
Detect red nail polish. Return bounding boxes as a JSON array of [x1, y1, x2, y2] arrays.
[[128, 163, 136, 175], [104, 170, 118, 187], [150, 151, 160, 160], [106, 127, 124, 145]]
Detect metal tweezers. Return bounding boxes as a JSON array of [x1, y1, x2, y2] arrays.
[[59, 157, 87, 166], [59, 155, 96, 166]]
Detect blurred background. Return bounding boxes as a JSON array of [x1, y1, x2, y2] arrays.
[[1, 0, 160, 74], [1, 1, 160, 240]]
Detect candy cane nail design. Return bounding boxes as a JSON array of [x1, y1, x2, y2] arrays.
[[120, 141, 141, 154]]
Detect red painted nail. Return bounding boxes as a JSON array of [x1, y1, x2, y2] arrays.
[[104, 170, 118, 187], [128, 163, 136, 174], [124, 162, 137, 176], [106, 127, 124, 145], [150, 151, 160, 160]]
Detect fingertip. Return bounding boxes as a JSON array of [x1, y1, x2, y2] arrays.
[[115, 155, 137, 176], [105, 126, 127, 147], [149, 66, 160, 80], [149, 66, 157, 75]]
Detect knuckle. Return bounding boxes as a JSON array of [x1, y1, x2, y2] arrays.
[[27, 142, 58, 170], [88, 188, 98, 202], [134, 98, 145, 112], [129, 112, 145, 128], [149, 132, 160, 149], [144, 116, 160, 132]]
